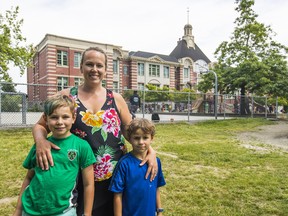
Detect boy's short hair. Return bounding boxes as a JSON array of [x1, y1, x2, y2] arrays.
[[127, 118, 155, 140], [44, 95, 76, 117]]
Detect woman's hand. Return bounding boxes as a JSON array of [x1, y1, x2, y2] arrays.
[[36, 139, 60, 170], [33, 114, 60, 170], [140, 146, 158, 181]]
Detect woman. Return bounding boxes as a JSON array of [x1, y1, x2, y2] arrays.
[[32, 47, 157, 216]]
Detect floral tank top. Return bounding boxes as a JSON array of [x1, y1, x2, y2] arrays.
[[69, 87, 126, 181]]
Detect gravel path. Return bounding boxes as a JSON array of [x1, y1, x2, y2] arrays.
[[237, 120, 288, 151]]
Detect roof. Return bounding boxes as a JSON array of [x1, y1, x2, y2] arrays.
[[170, 40, 211, 63], [129, 51, 179, 63]]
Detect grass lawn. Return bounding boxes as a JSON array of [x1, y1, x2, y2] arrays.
[[1, 118, 288, 215]]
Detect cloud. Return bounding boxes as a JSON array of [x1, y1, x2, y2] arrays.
[[1, 0, 287, 89]]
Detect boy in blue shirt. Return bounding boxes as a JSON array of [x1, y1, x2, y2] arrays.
[[109, 118, 166, 216], [13, 95, 96, 216]]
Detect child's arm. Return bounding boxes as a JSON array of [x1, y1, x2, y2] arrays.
[[13, 169, 35, 216], [113, 193, 123, 216], [82, 165, 94, 216], [156, 188, 164, 216]]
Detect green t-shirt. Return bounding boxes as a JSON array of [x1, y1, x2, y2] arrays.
[[22, 134, 96, 215]]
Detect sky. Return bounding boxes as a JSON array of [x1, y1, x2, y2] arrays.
[[1, 0, 288, 92]]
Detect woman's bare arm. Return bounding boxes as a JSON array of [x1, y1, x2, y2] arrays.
[[141, 145, 158, 181], [114, 92, 132, 141], [32, 90, 70, 170], [32, 115, 59, 170], [114, 92, 158, 181]]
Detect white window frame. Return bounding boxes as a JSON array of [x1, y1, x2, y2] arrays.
[[113, 60, 118, 74], [57, 77, 68, 91], [138, 63, 144, 76], [149, 64, 160, 77], [74, 52, 81, 68], [123, 65, 128, 75], [74, 77, 82, 86], [57, 50, 68, 66], [164, 66, 170, 78], [184, 68, 189, 78], [138, 83, 145, 90], [113, 81, 118, 92]]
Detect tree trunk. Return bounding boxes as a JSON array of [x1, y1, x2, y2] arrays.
[[240, 87, 245, 115], [240, 85, 251, 115]]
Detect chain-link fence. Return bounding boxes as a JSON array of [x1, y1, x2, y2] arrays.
[[0, 82, 281, 127]]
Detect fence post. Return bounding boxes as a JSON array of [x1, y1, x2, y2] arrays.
[[265, 96, 268, 119], [223, 94, 226, 119], [188, 92, 190, 122], [276, 96, 278, 119], [251, 95, 254, 118], [142, 89, 145, 118], [22, 93, 27, 124], [0, 90, 1, 126]]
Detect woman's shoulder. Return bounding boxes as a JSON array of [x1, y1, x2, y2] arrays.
[[111, 90, 125, 103]]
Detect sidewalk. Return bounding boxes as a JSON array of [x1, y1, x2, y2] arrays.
[[135, 113, 231, 122]]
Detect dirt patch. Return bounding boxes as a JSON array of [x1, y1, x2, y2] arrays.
[[237, 121, 288, 151], [0, 196, 17, 205]]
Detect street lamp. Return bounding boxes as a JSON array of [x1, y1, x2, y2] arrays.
[[196, 63, 218, 119]]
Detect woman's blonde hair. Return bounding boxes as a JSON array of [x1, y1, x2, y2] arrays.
[[80, 47, 108, 70]]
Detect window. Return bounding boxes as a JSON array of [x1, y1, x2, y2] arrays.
[[113, 82, 118, 92], [102, 80, 106, 88], [74, 77, 82, 86], [74, 52, 81, 68], [57, 50, 68, 66], [57, 77, 68, 91], [149, 64, 160, 77], [184, 68, 189, 78], [164, 66, 170, 78], [113, 60, 118, 74], [138, 63, 144, 76], [123, 65, 128, 75], [138, 83, 145, 90]]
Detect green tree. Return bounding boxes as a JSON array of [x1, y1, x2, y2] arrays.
[[144, 84, 171, 102], [200, 0, 288, 114], [0, 6, 34, 82], [0, 82, 21, 112], [1, 93, 21, 112], [169, 87, 196, 103], [1, 82, 16, 92]]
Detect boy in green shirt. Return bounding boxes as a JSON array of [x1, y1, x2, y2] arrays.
[[14, 95, 96, 216]]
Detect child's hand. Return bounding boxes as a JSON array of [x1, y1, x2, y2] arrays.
[[12, 208, 22, 216]]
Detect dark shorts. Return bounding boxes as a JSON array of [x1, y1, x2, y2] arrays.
[[76, 179, 113, 216]]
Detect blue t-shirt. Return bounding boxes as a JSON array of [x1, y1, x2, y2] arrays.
[[109, 152, 166, 216]]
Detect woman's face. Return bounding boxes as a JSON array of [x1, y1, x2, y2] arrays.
[[80, 50, 106, 85]]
